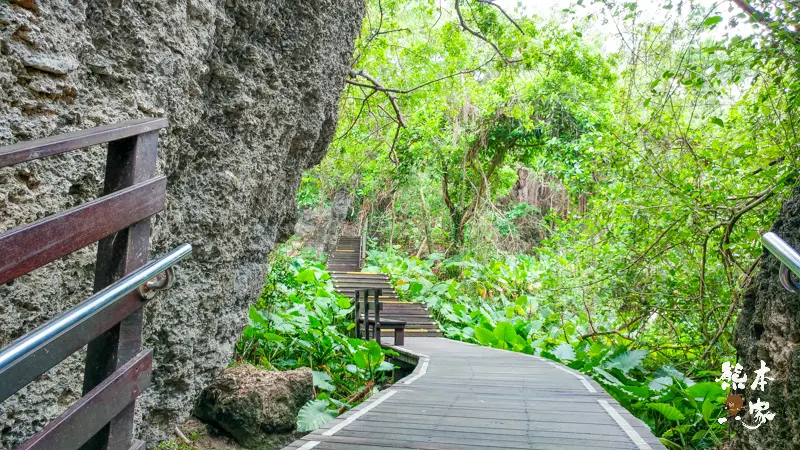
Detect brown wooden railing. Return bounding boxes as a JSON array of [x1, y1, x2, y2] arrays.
[[0, 118, 188, 450], [354, 288, 405, 345], [359, 231, 367, 270]]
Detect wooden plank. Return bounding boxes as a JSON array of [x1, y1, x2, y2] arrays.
[[17, 350, 153, 450], [0, 176, 167, 285], [82, 131, 159, 450], [0, 118, 167, 168], [283, 338, 665, 450]]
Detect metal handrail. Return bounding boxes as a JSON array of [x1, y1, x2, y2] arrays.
[[0, 244, 192, 372], [762, 232, 800, 292]]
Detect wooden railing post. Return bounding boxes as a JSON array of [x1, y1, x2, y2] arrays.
[[81, 131, 159, 450], [373, 289, 381, 343], [363, 290, 370, 341], [359, 219, 368, 270], [354, 290, 361, 339]]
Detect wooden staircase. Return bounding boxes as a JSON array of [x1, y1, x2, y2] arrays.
[[327, 236, 442, 338]]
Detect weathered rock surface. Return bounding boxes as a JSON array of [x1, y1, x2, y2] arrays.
[[194, 365, 312, 449], [733, 186, 800, 449], [0, 0, 364, 447], [295, 188, 354, 253]]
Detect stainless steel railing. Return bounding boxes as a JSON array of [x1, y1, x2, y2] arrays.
[[762, 232, 800, 292], [0, 244, 192, 372]]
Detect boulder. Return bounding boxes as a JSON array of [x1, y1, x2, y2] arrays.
[[194, 365, 313, 449]]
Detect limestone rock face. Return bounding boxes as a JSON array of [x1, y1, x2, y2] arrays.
[[733, 186, 800, 449], [295, 188, 354, 253], [194, 365, 312, 449], [0, 0, 364, 446]]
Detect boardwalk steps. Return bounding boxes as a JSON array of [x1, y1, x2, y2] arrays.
[[326, 236, 442, 338]]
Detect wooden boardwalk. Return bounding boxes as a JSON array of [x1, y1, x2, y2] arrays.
[[286, 337, 666, 450]]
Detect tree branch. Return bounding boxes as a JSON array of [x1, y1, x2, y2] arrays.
[[347, 69, 406, 128], [731, 0, 772, 25], [579, 314, 645, 340], [454, 0, 520, 64], [347, 60, 495, 95], [474, 0, 525, 34]]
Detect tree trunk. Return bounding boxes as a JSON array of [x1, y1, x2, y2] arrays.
[[449, 208, 465, 254], [418, 184, 434, 255], [732, 186, 800, 449]]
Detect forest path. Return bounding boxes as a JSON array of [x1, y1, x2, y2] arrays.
[[285, 337, 666, 449], [328, 236, 442, 337]]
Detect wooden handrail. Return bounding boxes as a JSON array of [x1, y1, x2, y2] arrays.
[[17, 350, 153, 450], [0, 177, 167, 285], [0, 118, 168, 168], [0, 119, 174, 450]]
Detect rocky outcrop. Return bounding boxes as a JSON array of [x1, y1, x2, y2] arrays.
[[295, 188, 354, 253], [0, 0, 364, 447], [194, 365, 312, 449], [733, 186, 800, 449]]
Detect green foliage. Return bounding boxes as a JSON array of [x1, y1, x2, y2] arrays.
[[284, 0, 800, 447], [297, 400, 336, 432], [235, 242, 398, 429], [367, 247, 728, 448]]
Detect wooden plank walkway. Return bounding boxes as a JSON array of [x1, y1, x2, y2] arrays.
[[286, 337, 665, 450]]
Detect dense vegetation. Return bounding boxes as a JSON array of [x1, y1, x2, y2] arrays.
[[239, 1, 800, 448], [235, 243, 398, 432]]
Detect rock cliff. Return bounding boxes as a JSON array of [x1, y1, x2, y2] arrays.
[[0, 0, 364, 446], [733, 186, 800, 449]]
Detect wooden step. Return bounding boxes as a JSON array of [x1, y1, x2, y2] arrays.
[[337, 290, 398, 296], [334, 284, 393, 289], [335, 286, 395, 290], [332, 278, 391, 283], [380, 306, 430, 311], [380, 329, 442, 336], [330, 274, 389, 280], [330, 272, 384, 276]]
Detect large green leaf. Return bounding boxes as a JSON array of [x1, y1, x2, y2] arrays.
[[296, 269, 318, 283], [701, 398, 716, 421], [336, 297, 351, 309], [621, 384, 652, 399], [593, 367, 622, 386], [647, 403, 686, 421], [648, 376, 672, 391], [474, 326, 498, 346], [312, 371, 335, 392], [297, 399, 335, 432], [248, 307, 269, 330], [263, 332, 286, 343], [353, 351, 368, 370], [686, 382, 723, 401], [552, 343, 576, 362], [493, 322, 517, 343], [378, 361, 396, 372], [606, 349, 648, 374]]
